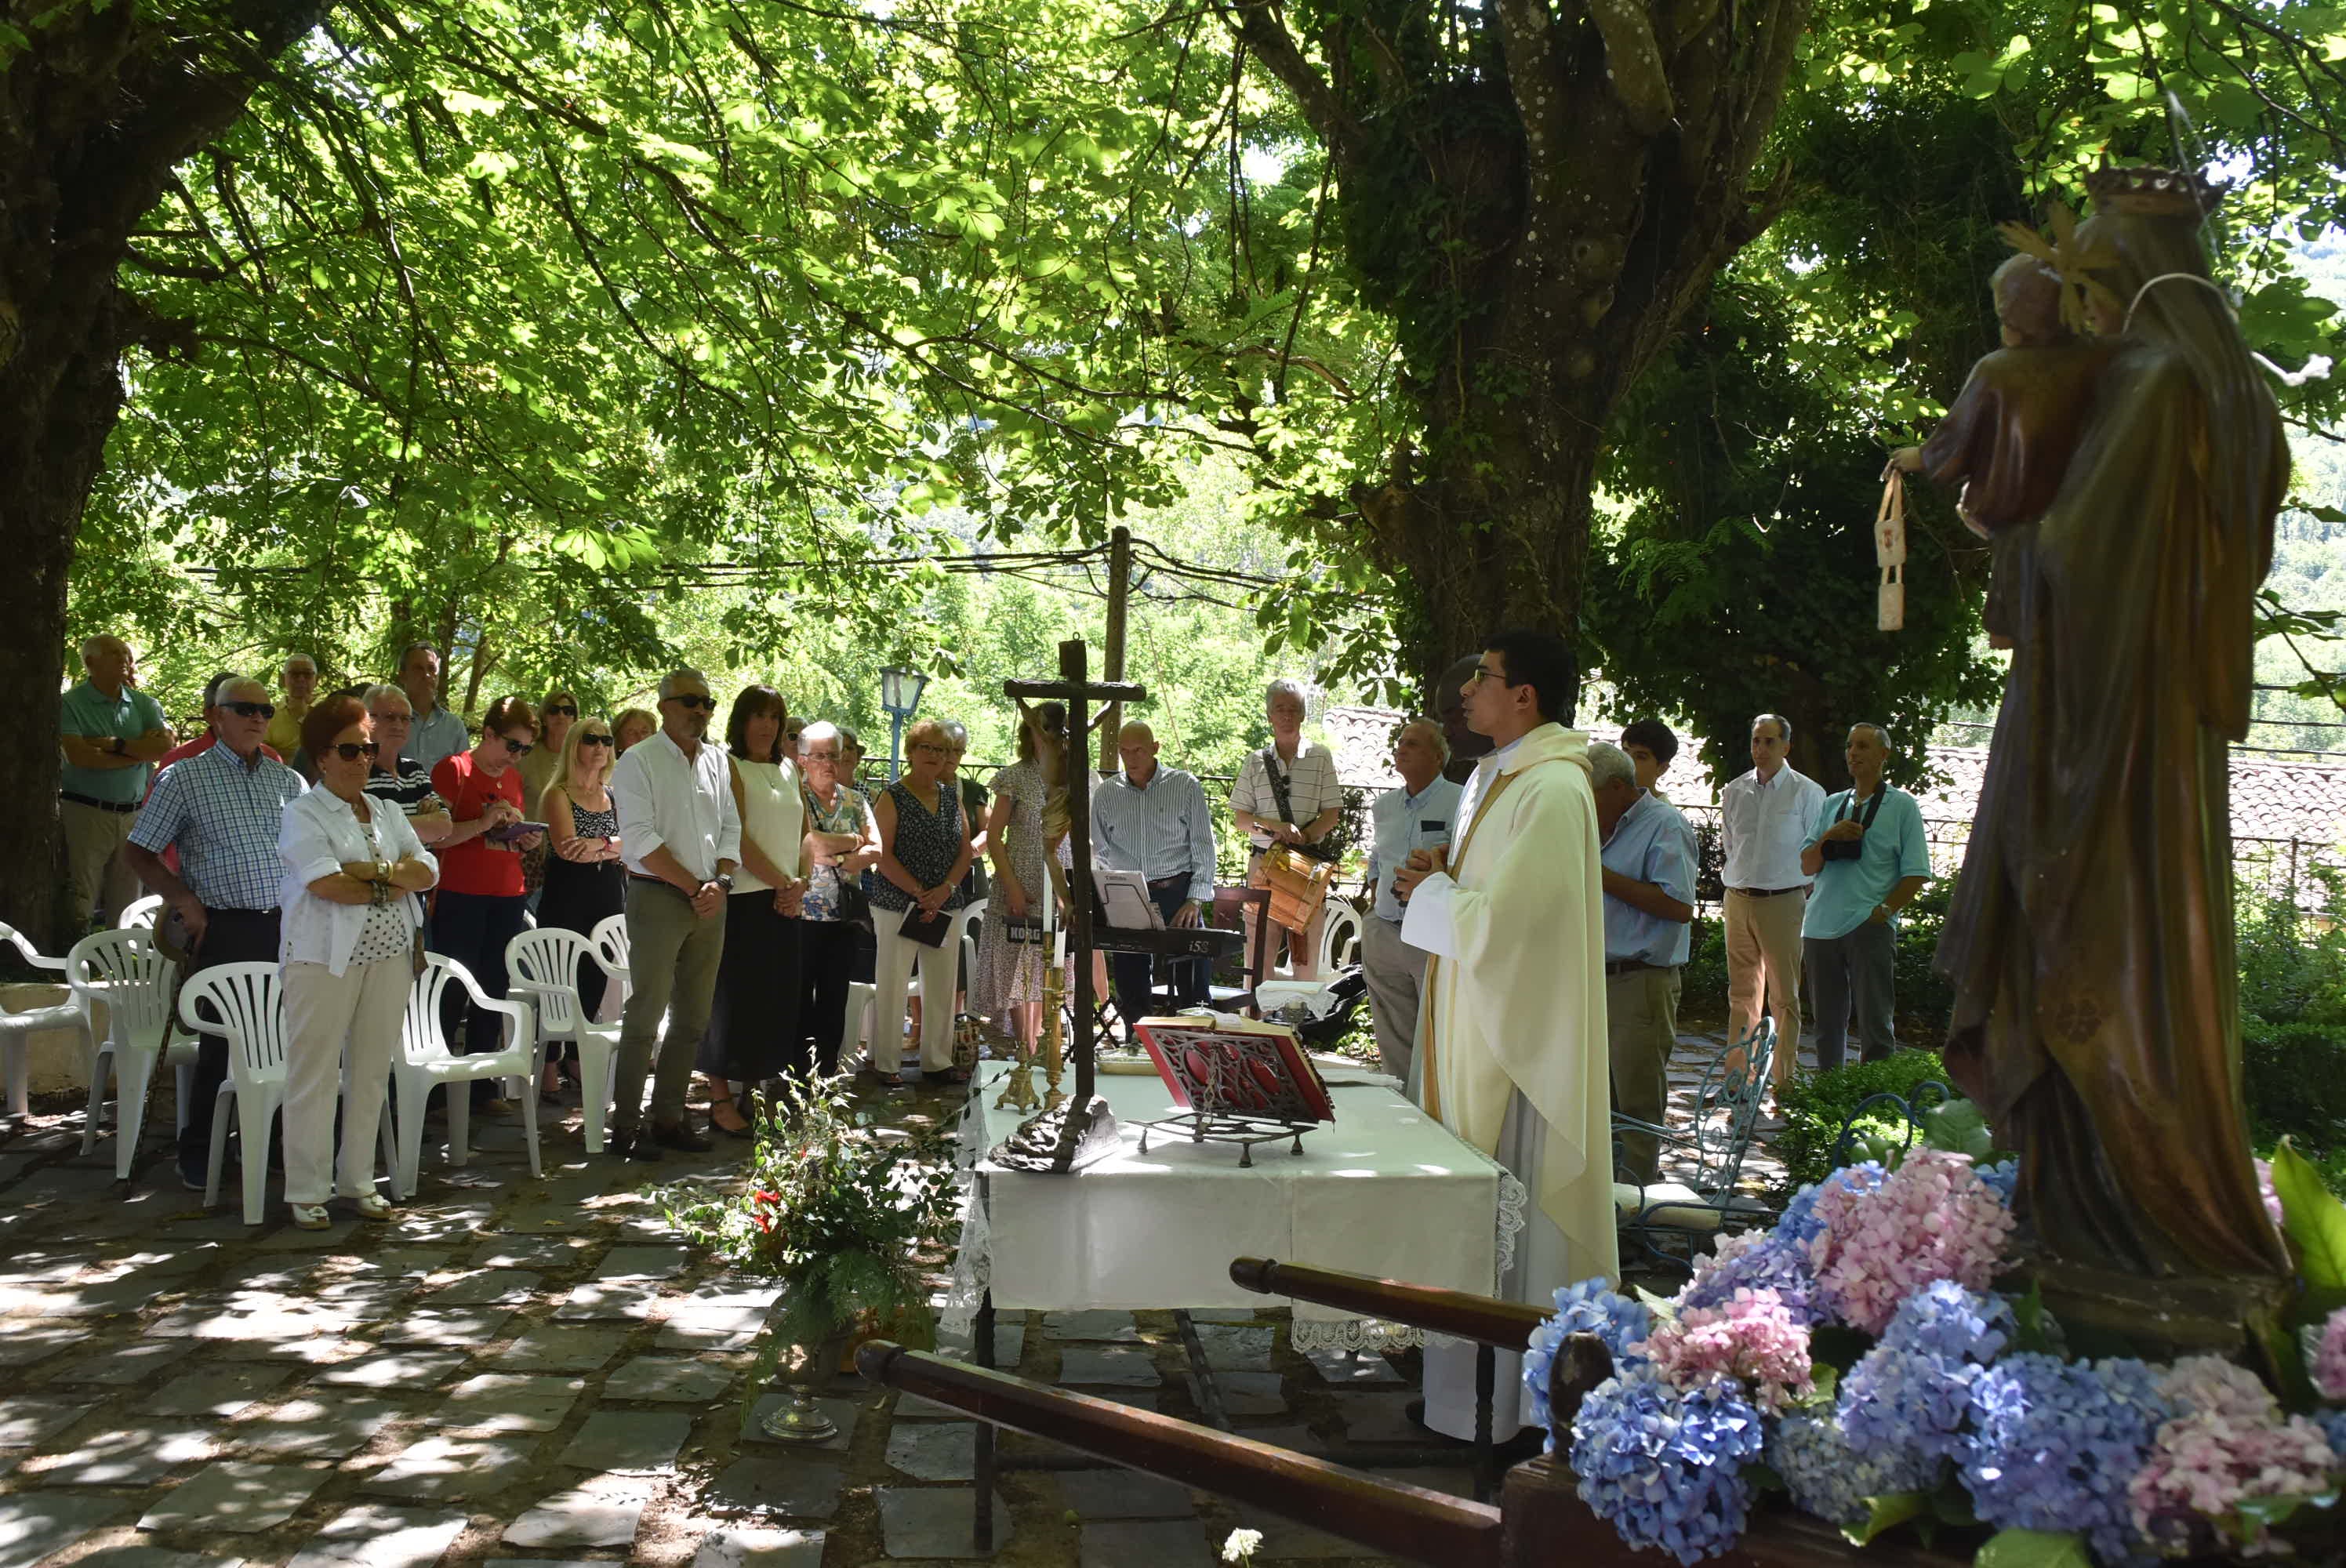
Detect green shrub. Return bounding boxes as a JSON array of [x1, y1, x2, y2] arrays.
[[1772, 1050, 1955, 1198], [1890, 879, 1956, 1045], [2238, 866, 2346, 1162], [1680, 914, 1729, 1023]]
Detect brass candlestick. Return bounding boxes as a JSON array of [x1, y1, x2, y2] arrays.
[[1040, 952, 1067, 1112]]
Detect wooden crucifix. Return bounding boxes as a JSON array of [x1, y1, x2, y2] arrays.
[[990, 638, 1146, 1171]]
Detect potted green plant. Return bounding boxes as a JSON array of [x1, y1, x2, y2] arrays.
[[661, 1073, 960, 1442]]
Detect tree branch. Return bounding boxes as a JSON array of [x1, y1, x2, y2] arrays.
[[1219, 0, 1362, 165]]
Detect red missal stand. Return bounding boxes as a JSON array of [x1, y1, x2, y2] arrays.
[[1131, 1014, 1335, 1166]]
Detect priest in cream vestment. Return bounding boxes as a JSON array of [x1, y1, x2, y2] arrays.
[[1398, 630, 1617, 1440]]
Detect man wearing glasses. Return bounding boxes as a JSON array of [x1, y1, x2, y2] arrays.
[[1393, 630, 1614, 1446], [607, 669, 741, 1159], [59, 633, 175, 930], [124, 677, 306, 1190]]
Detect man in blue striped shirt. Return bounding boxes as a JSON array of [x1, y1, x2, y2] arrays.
[[125, 675, 306, 1189], [1592, 738, 1698, 1183], [1091, 722, 1217, 1026]]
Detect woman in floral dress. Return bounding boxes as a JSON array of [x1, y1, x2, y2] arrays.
[[971, 702, 1071, 1046]]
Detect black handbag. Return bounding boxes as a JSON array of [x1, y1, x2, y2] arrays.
[[805, 782, 876, 930]]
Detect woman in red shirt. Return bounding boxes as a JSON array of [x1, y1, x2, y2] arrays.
[[430, 696, 544, 1109]]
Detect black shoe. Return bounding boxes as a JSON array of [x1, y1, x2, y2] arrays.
[[615, 1129, 662, 1163], [179, 1160, 207, 1192], [652, 1120, 713, 1153]]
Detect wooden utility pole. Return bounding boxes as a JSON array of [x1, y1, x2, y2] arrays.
[[1098, 525, 1131, 776]]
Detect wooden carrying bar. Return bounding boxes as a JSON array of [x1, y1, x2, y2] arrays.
[[857, 1343, 1502, 1567], [1227, 1257, 1551, 1348]]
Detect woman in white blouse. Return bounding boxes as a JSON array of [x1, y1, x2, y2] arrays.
[[278, 695, 439, 1229]]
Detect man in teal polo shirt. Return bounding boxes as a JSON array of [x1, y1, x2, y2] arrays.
[[60, 634, 175, 928], [1799, 722, 1930, 1071]]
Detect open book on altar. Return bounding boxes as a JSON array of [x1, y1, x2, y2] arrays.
[[1132, 1014, 1336, 1125]]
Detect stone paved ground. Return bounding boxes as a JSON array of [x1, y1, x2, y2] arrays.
[[0, 1032, 1777, 1568]]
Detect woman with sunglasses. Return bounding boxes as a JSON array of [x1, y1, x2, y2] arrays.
[[536, 713, 625, 1100], [277, 694, 438, 1228], [430, 695, 545, 1109]]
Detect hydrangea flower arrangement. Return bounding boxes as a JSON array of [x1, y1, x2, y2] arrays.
[[1535, 1132, 2346, 1566]]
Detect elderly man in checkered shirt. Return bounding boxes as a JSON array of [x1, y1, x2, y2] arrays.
[[125, 674, 307, 1191]]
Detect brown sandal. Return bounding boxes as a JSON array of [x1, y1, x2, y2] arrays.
[[708, 1087, 754, 1138]]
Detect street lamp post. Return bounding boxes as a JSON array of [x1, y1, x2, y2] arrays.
[[879, 665, 928, 783]]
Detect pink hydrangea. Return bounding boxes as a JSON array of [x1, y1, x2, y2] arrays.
[[2311, 1307, 2346, 1402], [2257, 1157, 2286, 1231], [1803, 1147, 2015, 1335], [2160, 1355, 2280, 1422], [1636, 1287, 1814, 1412], [2128, 1409, 2337, 1555]]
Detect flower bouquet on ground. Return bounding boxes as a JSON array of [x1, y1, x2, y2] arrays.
[[1533, 1123, 2346, 1566], [661, 1073, 960, 1438]]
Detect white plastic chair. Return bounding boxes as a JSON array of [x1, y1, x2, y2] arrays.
[[176, 962, 286, 1223], [505, 927, 621, 1152], [2, 923, 87, 1120], [395, 953, 542, 1191], [844, 981, 876, 1058], [1320, 899, 1364, 974], [67, 928, 197, 1176], [588, 913, 631, 1024], [121, 895, 165, 931]]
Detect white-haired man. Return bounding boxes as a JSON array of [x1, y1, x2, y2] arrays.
[[1590, 739, 1697, 1184], [1800, 723, 1930, 1071], [59, 633, 174, 928], [398, 643, 469, 770], [1229, 677, 1342, 978], [361, 684, 452, 844], [607, 668, 739, 1158], [1721, 712, 1824, 1094], [1361, 718, 1459, 1086]]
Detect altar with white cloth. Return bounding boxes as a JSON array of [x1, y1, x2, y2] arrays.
[[946, 1059, 1526, 1348]]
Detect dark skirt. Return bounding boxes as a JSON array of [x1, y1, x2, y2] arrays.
[[539, 855, 626, 1022], [696, 890, 804, 1081]]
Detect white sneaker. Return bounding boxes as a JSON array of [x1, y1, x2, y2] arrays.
[[348, 1192, 393, 1221], [289, 1203, 332, 1231]]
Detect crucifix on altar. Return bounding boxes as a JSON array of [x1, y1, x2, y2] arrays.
[[986, 637, 1146, 1172]]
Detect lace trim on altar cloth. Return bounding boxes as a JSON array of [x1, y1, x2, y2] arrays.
[[940, 1098, 993, 1339], [1494, 1171, 1528, 1286], [1290, 1316, 1428, 1352]]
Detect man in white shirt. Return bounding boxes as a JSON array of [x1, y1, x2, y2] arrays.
[[607, 668, 741, 1159], [1719, 713, 1825, 1095], [1360, 719, 1459, 1086]]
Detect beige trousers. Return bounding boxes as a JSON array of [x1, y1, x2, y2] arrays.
[[281, 956, 405, 1205], [1725, 887, 1806, 1085], [64, 798, 141, 928]]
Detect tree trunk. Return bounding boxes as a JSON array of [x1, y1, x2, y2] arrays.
[[0, 1, 328, 946], [1231, 0, 1813, 696]]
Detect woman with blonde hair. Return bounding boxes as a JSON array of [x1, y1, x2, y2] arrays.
[[971, 701, 1070, 1046], [536, 712, 624, 1099], [868, 717, 975, 1087], [613, 707, 657, 755]]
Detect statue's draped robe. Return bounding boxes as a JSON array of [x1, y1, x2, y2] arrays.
[[1937, 338, 2292, 1277], [1406, 722, 1616, 1436]]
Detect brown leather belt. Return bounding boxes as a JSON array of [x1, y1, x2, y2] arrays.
[[1729, 885, 1806, 898]]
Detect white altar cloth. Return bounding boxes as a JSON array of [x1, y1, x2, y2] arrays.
[[947, 1063, 1522, 1347]]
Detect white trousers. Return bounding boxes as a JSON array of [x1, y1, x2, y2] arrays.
[[871, 906, 958, 1073], [281, 957, 405, 1204]]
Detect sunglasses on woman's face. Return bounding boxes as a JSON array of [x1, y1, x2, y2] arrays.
[[543, 703, 578, 717], [499, 735, 536, 756], [578, 734, 615, 749], [329, 741, 381, 761]]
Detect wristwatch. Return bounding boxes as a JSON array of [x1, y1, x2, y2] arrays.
[[110, 736, 126, 756], [716, 873, 735, 893]]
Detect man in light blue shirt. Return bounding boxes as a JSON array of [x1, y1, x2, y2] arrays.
[[1592, 739, 1697, 1181], [1091, 722, 1218, 1025], [397, 643, 470, 770], [1360, 720, 1460, 1083], [1799, 723, 1931, 1071]]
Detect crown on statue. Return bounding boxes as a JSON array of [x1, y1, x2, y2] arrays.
[[2085, 164, 2227, 217]]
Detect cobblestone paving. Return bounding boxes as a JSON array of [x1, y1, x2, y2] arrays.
[[0, 1033, 1774, 1568]]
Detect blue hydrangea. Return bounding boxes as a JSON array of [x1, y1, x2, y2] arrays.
[[1679, 1232, 1824, 1327], [2314, 1406, 2346, 1462], [1769, 1407, 1941, 1527], [1976, 1158, 2019, 1205], [1776, 1161, 1887, 1249], [1961, 1353, 2172, 1565], [1839, 1282, 2015, 1470], [1571, 1367, 1767, 1565], [1524, 1278, 1654, 1449]]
